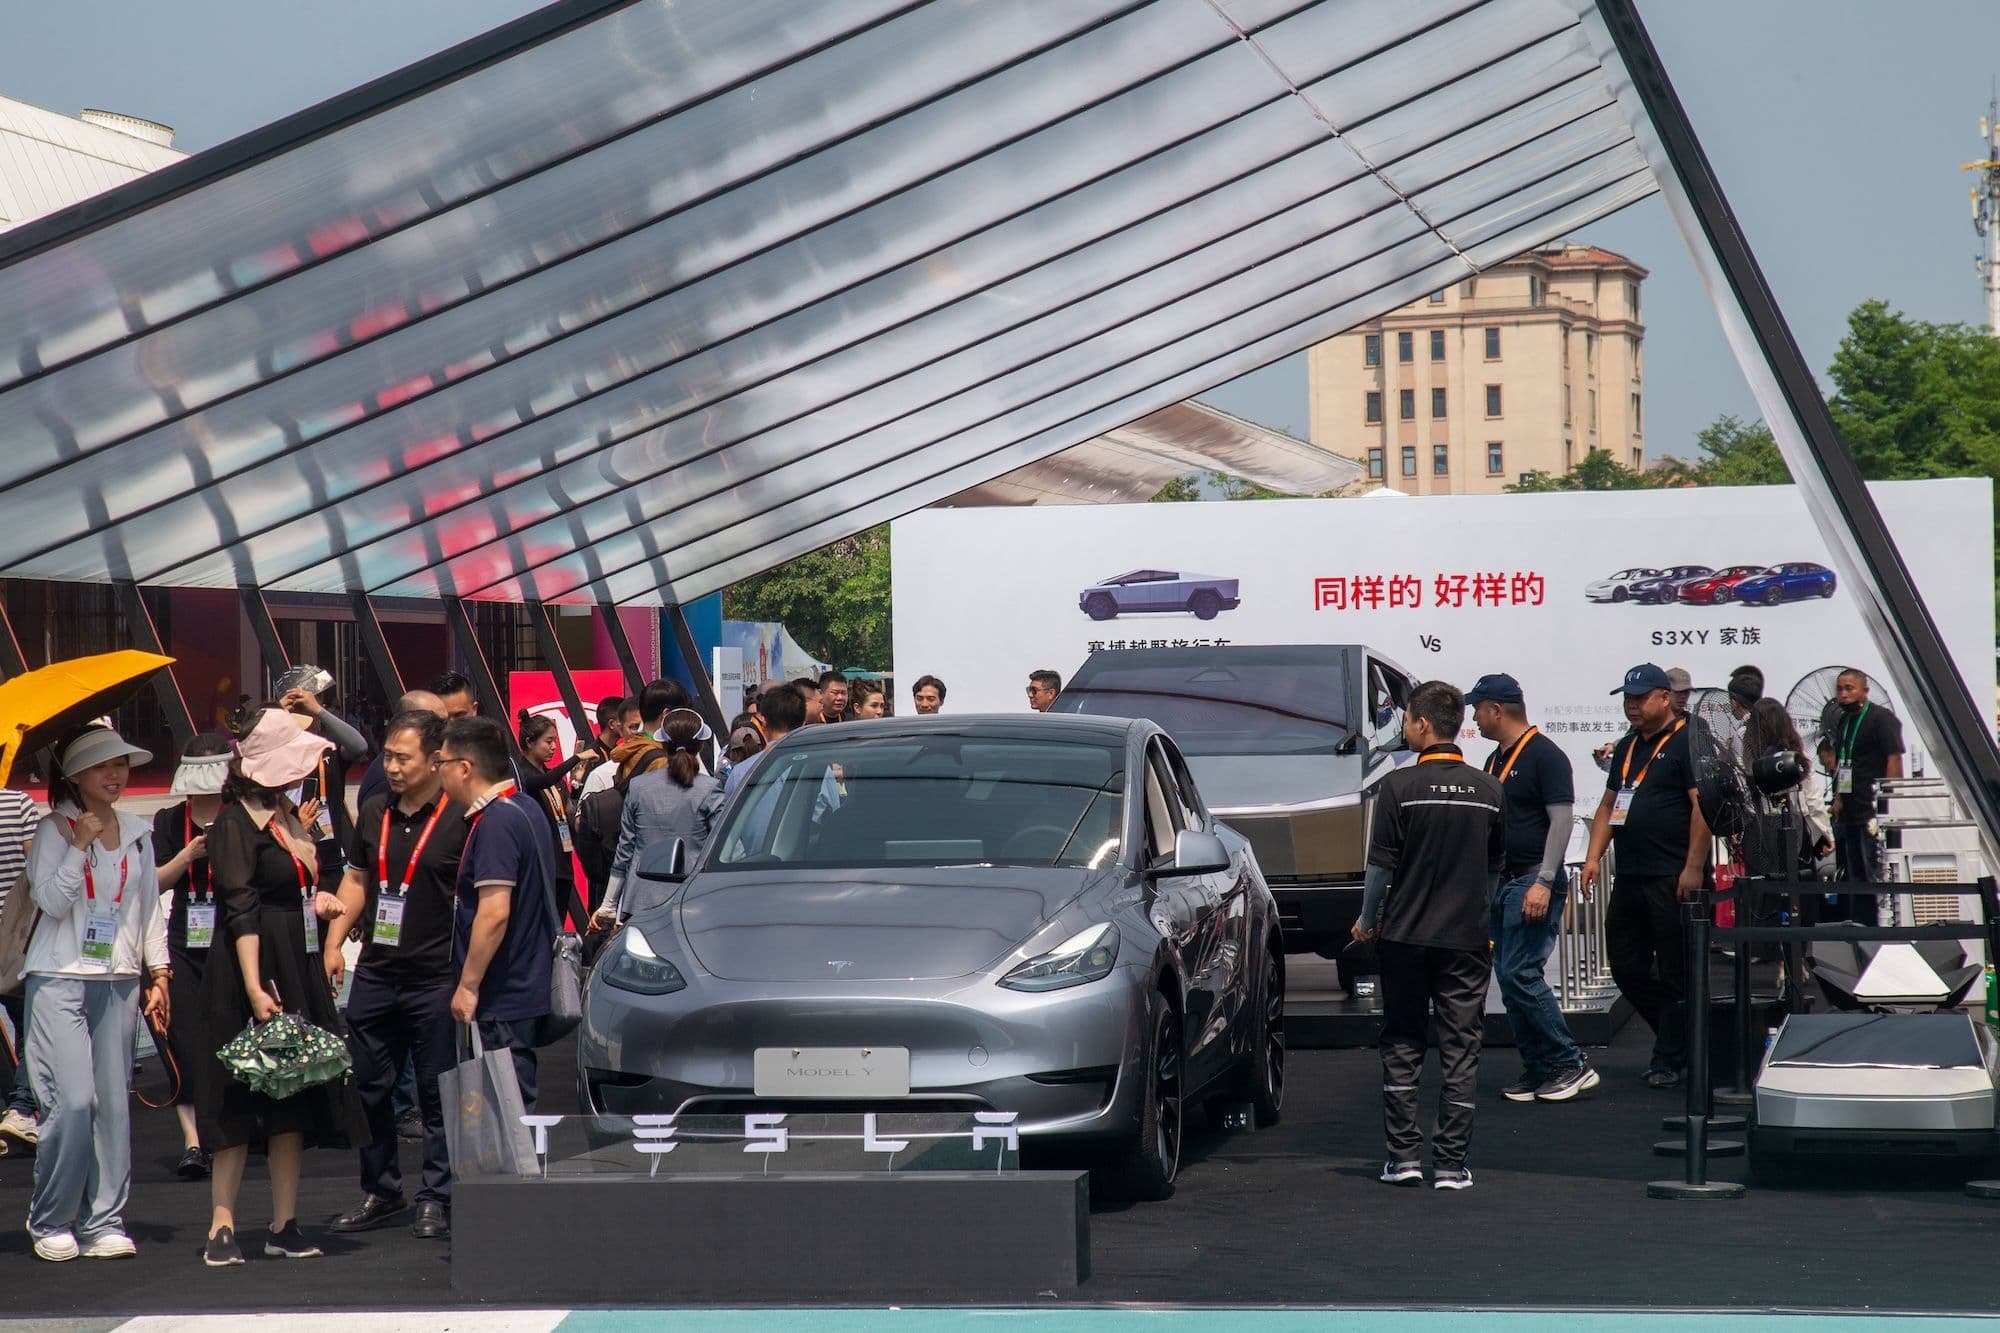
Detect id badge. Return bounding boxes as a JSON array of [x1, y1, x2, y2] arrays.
[[374, 893, 406, 949], [1610, 788, 1635, 827], [312, 801, 336, 841], [1836, 764, 1854, 795], [185, 902, 217, 950], [302, 901, 320, 954], [557, 820, 574, 855], [82, 911, 118, 963]]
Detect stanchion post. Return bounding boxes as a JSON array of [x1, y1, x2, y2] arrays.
[[1716, 881, 1756, 1107], [1965, 875, 2000, 1201], [1649, 889, 1745, 1198]]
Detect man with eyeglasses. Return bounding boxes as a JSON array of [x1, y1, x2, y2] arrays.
[[1026, 669, 1061, 712]]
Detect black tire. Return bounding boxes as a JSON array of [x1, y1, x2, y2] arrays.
[[1100, 991, 1183, 1201], [1611, 587, 1628, 602], [1084, 593, 1118, 621], [1763, 587, 1783, 606], [1246, 939, 1285, 1127], [1820, 581, 1835, 598], [1712, 587, 1732, 605], [1189, 589, 1221, 620]]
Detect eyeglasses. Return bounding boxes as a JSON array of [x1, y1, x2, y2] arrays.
[[436, 753, 472, 768]]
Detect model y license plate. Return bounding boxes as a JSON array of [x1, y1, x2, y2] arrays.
[[753, 1047, 910, 1098]]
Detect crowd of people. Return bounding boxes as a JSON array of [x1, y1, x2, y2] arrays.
[[0, 649, 1902, 1248], [1353, 660, 1902, 1190]]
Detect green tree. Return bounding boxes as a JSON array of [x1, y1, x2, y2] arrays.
[[722, 525, 892, 670], [1684, 414, 1790, 485], [1506, 447, 1660, 493], [1149, 474, 1203, 502]]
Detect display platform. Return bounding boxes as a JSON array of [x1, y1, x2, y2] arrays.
[[1286, 956, 1632, 1048]]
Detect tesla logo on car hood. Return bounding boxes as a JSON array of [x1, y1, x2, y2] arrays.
[[827, 960, 852, 972]]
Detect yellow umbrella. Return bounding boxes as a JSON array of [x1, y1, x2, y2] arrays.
[[0, 650, 176, 788]]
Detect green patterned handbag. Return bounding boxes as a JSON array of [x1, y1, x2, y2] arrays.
[[216, 1012, 352, 1099]]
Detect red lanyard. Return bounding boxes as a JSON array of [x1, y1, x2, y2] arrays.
[[184, 806, 212, 901], [1488, 727, 1539, 785], [1619, 717, 1686, 792], [65, 817, 126, 905], [269, 824, 313, 900], [379, 801, 447, 897]]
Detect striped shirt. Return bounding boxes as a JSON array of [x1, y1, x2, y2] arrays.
[[0, 788, 41, 908]]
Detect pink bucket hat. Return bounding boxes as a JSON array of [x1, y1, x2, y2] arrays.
[[235, 707, 333, 788]]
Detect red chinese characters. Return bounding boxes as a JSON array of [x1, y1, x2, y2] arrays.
[[1313, 572, 1546, 610]]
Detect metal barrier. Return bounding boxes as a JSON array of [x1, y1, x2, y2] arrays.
[[1552, 817, 1619, 1008]]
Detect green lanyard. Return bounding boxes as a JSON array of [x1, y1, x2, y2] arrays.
[[1839, 703, 1870, 765]]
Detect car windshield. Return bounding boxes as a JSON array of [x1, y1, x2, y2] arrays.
[[1052, 649, 1350, 757], [709, 734, 1125, 871]]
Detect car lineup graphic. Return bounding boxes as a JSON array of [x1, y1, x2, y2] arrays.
[[1585, 562, 1836, 606], [1079, 569, 1242, 621]]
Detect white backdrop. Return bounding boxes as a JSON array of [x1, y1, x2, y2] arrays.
[[892, 480, 1995, 784]]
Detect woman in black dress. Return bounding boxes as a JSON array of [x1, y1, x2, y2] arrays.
[[517, 710, 596, 928], [151, 733, 231, 1181], [190, 709, 366, 1268]]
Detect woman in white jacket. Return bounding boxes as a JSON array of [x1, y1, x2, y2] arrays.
[[21, 726, 170, 1263]]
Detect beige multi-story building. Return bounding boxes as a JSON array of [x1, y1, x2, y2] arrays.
[[1306, 243, 1646, 494]]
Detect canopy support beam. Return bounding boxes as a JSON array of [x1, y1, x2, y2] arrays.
[[528, 599, 593, 744], [597, 602, 643, 694], [0, 586, 29, 679], [444, 597, 510, 726], [664, 602, 726, 739], [238, 584, 290, 701], [113, 579, 195, 749], [349, 591, 404, 706]]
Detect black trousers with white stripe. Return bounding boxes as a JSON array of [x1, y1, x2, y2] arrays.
[[1377, 940, 1492, 1169]]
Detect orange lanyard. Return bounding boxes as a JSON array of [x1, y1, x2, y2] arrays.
[[65, 818, 126, 905], [543, 782, 566, 822], [269, 824, 313, 901], [1488, 727, 1539, 785], [1417, 748, 1462, 765], [1618, 718, 1685, 792]]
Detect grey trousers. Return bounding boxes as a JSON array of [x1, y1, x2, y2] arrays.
[[1377, 940, 1492, 1169], [25, 974, 138, 1241]]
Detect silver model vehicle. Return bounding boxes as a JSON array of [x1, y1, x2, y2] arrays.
[[1079, 569, 1241, 621], [1051, 645, 1416, 968], [578, 714, 1285, 1199]]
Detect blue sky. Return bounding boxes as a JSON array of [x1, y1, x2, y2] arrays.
[[5, 1, 1996, 464]]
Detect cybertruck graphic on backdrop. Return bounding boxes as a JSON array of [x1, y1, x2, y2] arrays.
[[1080, 570, 1240, 621]]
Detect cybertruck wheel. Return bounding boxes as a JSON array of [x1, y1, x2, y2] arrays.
[[1099, 991, 1183, 1201], [1085, 594, 1118, 621], [1190, 590, 1221, 620]]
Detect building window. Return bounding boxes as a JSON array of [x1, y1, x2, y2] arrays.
[[1626, 280, 1641, 318], [1431, 387, 1447, 419], [1397, 330, 1413, 363], [1432, 444, 1449, 476], [1364, 333, 1380, 367], [1631, 335, 1642, 375], [1631, 448, 1644, 469], [1528, 274, 1542, 307], [1485, 384, 1502, 417], [1399, 389, 1415, 421], [1429, 290, 1446, 304], [1563, 384, 1572, 424], [1365, 391, 1382, 424], [1631, 392, 1643, 433], [1484, 327, 1500, 360], [1588, 388, 1598, 433], [1486, 442, 1504, 475], [1430, 329, 1445, 361], [1584, 330, 1596, 368], [1367, 447, 1384, 479], [1400, 445, 1417, 477]]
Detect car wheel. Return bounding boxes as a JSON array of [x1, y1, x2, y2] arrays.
[[1189, 589, 1221, 620], [1100, 991, 1182, 1201], [1084, 593, 1118, 621], [1820, 582, 1835, 598], [1712, 588, 1731, 605], [1247, 939, 1285, 1127], [1611, 587, 1627, 602], [1763, 587, 1782, 606]]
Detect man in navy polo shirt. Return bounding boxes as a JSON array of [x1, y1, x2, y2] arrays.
[[1581, 663, 1712, 1089], [1467, 674, 1595, 1105], [437, 716, 556, 1110]]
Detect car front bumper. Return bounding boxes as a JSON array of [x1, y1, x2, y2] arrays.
[[578, 965, 1153, 1142]]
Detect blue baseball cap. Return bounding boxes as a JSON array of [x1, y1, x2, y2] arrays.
[[1613, 663, 1674, 696], [1465, 673, 1524, 706]]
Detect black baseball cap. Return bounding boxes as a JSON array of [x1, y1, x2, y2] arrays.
[[1612, 663, 1674, 696], [1465, 673, 1524, 706]]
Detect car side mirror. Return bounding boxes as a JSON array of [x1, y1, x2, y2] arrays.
[[1145, 828, 1231, 879], [636, 837, 690, 884]]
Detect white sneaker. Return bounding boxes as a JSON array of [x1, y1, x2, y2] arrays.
[[80, 1230, 137, 1259], [0, 1108, 39, 1150], [31, 1229, 79, 1262]]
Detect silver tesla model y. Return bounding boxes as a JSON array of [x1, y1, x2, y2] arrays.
[[577, 713, 1284, 1199]]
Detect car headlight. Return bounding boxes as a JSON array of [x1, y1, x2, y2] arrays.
[[601, 925, 688, 996], [999, 923, 1120, 992]]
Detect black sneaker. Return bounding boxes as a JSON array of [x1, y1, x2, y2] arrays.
[[1535, 1063, 1602, 1103], [1378, 1159, 1424, 1186], [263, 1221, 323, 1259], [1644, 1066, 1682, 1090], [1501, 1072, 1542, 1102], [175, 1147, 211, 1181], [203, 1227, 244, 1268]]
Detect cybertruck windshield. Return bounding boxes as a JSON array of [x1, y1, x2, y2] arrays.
[[1053, 647, 1350, 757]]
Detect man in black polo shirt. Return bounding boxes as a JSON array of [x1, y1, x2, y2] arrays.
[[323, 710, 468, 1241], [1353, 680, 1505, 1191], [1827, 668, 1903, 920], [1467, 674, 1595, 1104], [1582, 663, 1713, 1089]]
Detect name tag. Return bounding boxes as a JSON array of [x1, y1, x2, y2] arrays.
[[1610, 788, 1635, 827], [303, 901, 320, 955], [313, 801, 336, 841], [374, 893, 406, 949], [185, 902, 216, 950], [82, 911, 118, 963], [557, 820, 574, 855], [1836, 764, 1854, 795]]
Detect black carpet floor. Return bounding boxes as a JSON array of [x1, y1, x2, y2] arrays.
[[2, 1020, 1996, 1316]]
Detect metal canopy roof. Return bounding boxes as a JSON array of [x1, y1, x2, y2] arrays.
[[0, 0, 1662, 606]]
